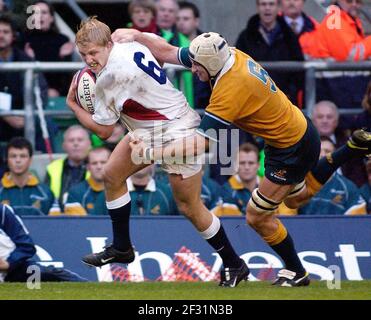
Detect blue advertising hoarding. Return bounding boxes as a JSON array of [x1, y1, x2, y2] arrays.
[[22, 216, 371, 282]]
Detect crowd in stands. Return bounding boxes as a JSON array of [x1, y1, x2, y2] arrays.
[[0, 0, 370, 217]]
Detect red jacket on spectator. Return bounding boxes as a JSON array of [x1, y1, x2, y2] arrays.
[[309, 5, 371, 61]]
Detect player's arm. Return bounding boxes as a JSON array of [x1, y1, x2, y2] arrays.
[[130, 132, 209, 162], [66, 80, 115, 140], [111, 28, 181, 65], [130, 110, 230, 162]]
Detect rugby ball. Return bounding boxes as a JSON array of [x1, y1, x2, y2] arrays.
[[74, 67, 96, 114]]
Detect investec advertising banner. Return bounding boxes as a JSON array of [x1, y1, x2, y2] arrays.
[[23, 216, 371, 282]]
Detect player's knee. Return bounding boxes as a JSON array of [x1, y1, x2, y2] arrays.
[[245, 211, 264, 230], [176, 198, 201, 218], [102, 166, 124, 189], [284, 197, 300, 209], [284, 181, 309, 208], [175, 198, 190, 215], [247, 188, 281, 229]]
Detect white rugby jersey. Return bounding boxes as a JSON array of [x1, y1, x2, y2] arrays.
[[92, 42, 194, 133]]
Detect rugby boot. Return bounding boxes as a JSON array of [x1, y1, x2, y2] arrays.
[[219, 259, 250, 288], [272, 269, 310, 287], [82, 244, 135, 267], [347, 129, 371, 156]]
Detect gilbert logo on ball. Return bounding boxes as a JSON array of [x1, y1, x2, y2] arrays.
[[74, 67, 96, 114]]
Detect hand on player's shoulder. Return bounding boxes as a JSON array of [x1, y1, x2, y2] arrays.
[[111, 28, 139, 43]]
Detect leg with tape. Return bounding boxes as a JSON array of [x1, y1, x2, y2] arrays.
[[248, 189, 310, 287]]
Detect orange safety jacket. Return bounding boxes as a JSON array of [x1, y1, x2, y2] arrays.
[[308, 5, 371, 61], [299, 16, 320, 58]]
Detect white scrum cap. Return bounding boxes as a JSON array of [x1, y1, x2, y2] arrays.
[[189, 32, 231, 77]]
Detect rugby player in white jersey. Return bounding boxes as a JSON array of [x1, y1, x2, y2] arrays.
[[66, 17, 249, 287]]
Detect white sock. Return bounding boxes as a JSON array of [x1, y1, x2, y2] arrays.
[[106, 192, 131, 210], [199, 214, 221, 240]]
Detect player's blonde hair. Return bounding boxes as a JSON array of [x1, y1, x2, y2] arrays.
[[75, 16, 112, 48]]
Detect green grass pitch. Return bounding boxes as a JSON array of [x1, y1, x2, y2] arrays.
[[0, 281, 370, 300]]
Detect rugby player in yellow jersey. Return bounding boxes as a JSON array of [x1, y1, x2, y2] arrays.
[[112, 30, 371, 287]]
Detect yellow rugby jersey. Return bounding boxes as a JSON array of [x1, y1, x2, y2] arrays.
[[178, 48, 307, 148]]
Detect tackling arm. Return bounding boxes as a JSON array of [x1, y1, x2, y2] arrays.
[[111, 28, 180, 65], [130, 133, 209, 163]]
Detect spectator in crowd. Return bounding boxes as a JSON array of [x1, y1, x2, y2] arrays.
[[343, 80, 371, 132], [201, 170, 223, 211], [216, 143, 261, 216], [127, 0, 160, 34], [0, 155, 5, 179], [153, 165, 223, 211], [128, 165, 178, 215], [46, 125, 91, 208], [235, 0, 304, 106], [23, 1, 75, 96], [299, 136, 367, 215], [311, 100, 367, 186], [156, 0, 194, 108], [62, 147, 111, 216], [308, 0, 371, 109], [95, 165, 179, 216], [127, 0, 199, 108], [176, 1, 200, 41], [0, 0, 8, 12], [311, 100, 346, 145], [360, 158, 371, 214], [310, 0, 371, 60], [280, 0, 318, 59], [0, 14, 56, 154], [176, 1, 211, 109], [156, 0, 178, 36], [208, 125, 263, 185], [0, 203, 87, 282], [359, 80, 371, 129], [0, 137, 59, 216]]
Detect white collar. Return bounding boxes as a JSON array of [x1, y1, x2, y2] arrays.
[[213, 48, 236, 88], [284, 15, 304, 31], [127, 177, 156, 192]]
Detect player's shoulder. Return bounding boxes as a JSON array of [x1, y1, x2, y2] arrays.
[[111, 41, 151, 58], [106, 42, 153, 70], [219, 49, 253, 85]]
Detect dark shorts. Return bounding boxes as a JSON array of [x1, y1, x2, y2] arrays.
[[264, 117, 320, 185]]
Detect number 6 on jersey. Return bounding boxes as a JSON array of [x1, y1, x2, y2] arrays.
[[134, 51, 167, 85]]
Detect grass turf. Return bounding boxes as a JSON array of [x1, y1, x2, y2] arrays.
[[0, 280, 370, 300]]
